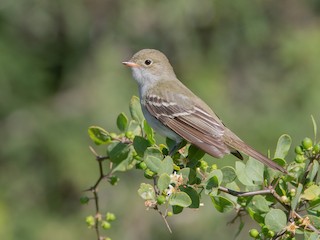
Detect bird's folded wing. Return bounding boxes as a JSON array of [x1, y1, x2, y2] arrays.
[[145, 93, 230, 158]]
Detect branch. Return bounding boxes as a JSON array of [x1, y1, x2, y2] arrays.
[[218, 186, 271, 197], [86, 146, 113, 240], [154, 205, 172, 234]]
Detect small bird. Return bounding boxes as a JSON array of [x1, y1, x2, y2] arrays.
[[123, 49, 286, 173]]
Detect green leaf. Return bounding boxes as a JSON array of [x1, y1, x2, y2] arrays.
[[249, 195, 270, 213], [106, 141, 130, 164], [245, 157, 264, 183], [211, 196, 234, 213], [144, 147, 163, 160], [221, 166, 236, 184], [301, 185, 320, 201], [166, 138, 177, 152], [205, 170, 223, 191], [133, 136, 151, 156], [311, 115, 317, 143], [207, 169, 223, 183], [111, 149, 135, 172], [144, 155, 162, 173], [129, 96, 144, 123], [88, 126, 110, 145], [187, 145, 205, 168], [137, 183, 155, 200], [224, 182, 240, 203], [277, 179, 288, 196], [274, 134, 291, 159], [235, 161, 255, 186], [143, 147, 163, 173], [127, 120, 142, 136], [206, 176, 219, 191], [158, 173, 171, 193], [309, 197, 320, 209], [172, 205, 183, 214], [272, 158, 287, 167], [291, 183, 303, 210], [308, 160, 319, 182], [304, 231, 319, 240], [158, 156, 174, 175], [234, 218, 245, 239], [265, 209, 287, 232], [247, 207, 265, 225], [116, 112, 128, 132], [143, 120, 155, 145], [307, 215, 320, 229], [169, 192, 192, 207], [179, 168, 197, 184], [180, 186, 200, 208]]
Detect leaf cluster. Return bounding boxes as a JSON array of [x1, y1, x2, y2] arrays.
[[85, 97, 320, 240]]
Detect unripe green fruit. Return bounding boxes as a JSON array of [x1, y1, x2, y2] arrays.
[[144, 169, 155, 179], [138, 162, 147, 170], [157, 195, 166, 205], [199, 160, 208, 170], [101, 221, 111, 230], [294, 146, 303, 155], [249, 229, 259, 238], [80, 196, 90, 204], [167, 211, 173, 217], [314, 144, 320, 153], [85, 215, 95, 227], [106, 212, 116, 222], [108, 176, 119, 185], [281, 195, 290, 203], [125, 131, 134, 139], [211, 164, 218, 170], [295, 154, 305, 163], [238, 197, 247, 207], [302, 137, 313, 150], [110, 133, 118, 139], [289, 188, 296, 197], [267, 230, 275, 237]]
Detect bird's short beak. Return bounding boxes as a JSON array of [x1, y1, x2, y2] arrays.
[[122, 61, 140, 68]]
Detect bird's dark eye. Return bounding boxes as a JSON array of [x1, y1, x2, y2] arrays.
[[144, 59, 152, 65]]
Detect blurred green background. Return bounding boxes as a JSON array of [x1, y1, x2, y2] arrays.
[[1, 0, 320, 239]]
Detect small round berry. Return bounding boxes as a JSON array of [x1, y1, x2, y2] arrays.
[[295, 154, 305, 163], [267, 230, 275, 237], [157, 195, 166, 205], [85, 215, 95, 227], [302, 137, 313, 150], [313, 144, 320, 153], [106, 212, 116, 222], [294, 146, 303, 155], [289, 188, 296, 197], [101, 221, 111, 230], [80, 196, 90, 204], [144, 169, 155, 179], [249, 229, 259, 238]]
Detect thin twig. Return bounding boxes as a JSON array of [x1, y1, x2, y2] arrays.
[[218, 186, 271, 197], [87, 146, 113, 240], [154, 205, 172, 233]]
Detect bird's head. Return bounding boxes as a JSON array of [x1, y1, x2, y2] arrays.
[[122, 49, 176, 86]]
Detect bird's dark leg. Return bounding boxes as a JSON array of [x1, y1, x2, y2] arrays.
[[169, 142, 181, 156], [168, 139, 187, 156]]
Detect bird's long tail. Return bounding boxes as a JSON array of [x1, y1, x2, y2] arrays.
[[224, 131, 287, 174]]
